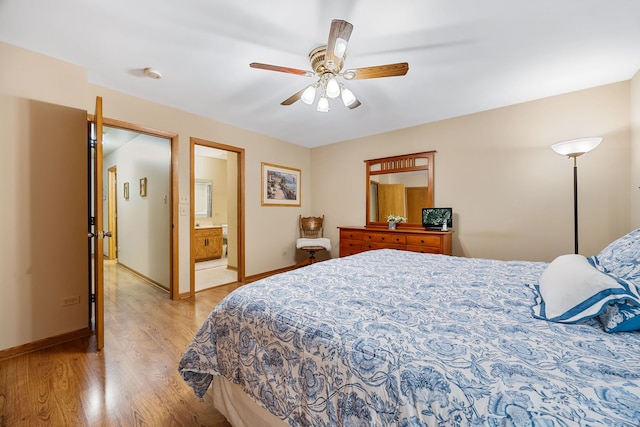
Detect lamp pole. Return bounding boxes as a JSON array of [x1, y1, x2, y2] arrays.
[[572, 156, 578, 254], [550, 137, 602, 255]]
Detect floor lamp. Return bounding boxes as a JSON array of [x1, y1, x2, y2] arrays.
[[551, 137, 602, 254]]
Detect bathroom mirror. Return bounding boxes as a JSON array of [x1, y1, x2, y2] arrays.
[[365, 151, 434, 227], [194, 179, 212, 218]]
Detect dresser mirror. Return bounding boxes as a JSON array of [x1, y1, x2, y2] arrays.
[[365, 151, 435, 227]]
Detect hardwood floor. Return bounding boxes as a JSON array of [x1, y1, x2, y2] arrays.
[[0, 261, 240, 426]]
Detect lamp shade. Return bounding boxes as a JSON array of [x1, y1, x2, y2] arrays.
[[551, 137, 602, 157], [341, 87, 357, 107], [326, 77, 340, 98], [316, 96, 329, 112], [301, 85, 316, 105]]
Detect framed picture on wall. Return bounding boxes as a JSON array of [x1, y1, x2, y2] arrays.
[[123, 182, 130, 200], [261, 162, 301, 206], [140, 177, 147, 197]]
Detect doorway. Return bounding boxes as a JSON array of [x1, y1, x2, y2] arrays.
[[101, 121, 179, 299], [190, 137, 245, 295]]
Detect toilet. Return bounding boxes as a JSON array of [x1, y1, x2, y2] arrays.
[[222, 224, 228, 256]]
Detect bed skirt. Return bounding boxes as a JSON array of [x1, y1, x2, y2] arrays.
[[211, 376, 288, 427]]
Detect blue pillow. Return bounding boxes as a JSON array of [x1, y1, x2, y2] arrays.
[[593, 228, 640, 286], [598, 301, 640, 332], [532, 254, 640, 324]]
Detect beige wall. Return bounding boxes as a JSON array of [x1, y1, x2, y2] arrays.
[[312, 82, 632, 262], [631, 70, 640, 230], [0, 42, 89, 351]]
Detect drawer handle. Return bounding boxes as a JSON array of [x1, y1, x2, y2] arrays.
[[381, 237, 386, 241], [420, 239, 425, 243]]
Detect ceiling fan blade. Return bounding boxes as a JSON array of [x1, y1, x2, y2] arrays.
[[325, 19, 353, 72], [250, 62, 314, 77], [281, 88, 305, 106], [343, 62, 409, 80]]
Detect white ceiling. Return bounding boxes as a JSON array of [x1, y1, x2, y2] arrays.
[[2, 0, 640, 148]]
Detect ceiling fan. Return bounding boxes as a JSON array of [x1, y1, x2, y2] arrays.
[[250, 19, 409, 112]]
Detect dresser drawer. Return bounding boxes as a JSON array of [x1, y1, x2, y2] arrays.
[[340, 241, 365, 257], [364, 242, 405, 251], [340, 230, 364, 240], [364, 233, 406, 245], [405, 245, 441, 254], [406, 234, 441, 248], [341, 239, 364, 250]]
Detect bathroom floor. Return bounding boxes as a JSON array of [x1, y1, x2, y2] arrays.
[[195, 252, 238, 292]]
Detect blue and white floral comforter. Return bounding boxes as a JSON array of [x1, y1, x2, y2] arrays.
[[178, 249, 640, 426]]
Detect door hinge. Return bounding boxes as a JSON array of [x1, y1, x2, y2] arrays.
[[90, 216, 95, 226], [89, 139, 96, 149], [90, 294, 96, 303]]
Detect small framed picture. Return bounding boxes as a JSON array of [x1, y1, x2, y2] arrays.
[[123, 182, 130, 200], [261, 162, 301, 206], [140, 177, 147, 197]]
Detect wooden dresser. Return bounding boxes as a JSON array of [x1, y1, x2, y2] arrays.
[[194, 227, 223, 261], [338, 226, 452, 257]]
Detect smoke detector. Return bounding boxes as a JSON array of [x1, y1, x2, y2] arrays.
[[143, 68, 162, 79]]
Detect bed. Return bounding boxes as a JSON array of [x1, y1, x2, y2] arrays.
[[179, 229, 640, 426]]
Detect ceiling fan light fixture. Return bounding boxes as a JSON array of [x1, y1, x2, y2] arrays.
[[341, 86, 357, 107], [317, 96, 329, 112], [326, 76, 340, 98], [249, 20, 408, 112], [301, 85, 316, 105]]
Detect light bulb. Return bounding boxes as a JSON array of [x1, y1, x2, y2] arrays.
[[326, 77, 340, 98], [341, 87, 357, 107], [317, 97, 329, 112], [301, 85, 316, 105]]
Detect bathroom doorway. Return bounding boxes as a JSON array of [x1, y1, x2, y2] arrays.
[[190, 138, 245, 294]]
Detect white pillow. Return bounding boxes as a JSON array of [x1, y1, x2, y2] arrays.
[[532, 254, 640, 323]]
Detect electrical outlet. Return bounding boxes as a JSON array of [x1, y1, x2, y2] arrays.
[[62, 295, 80, 306]]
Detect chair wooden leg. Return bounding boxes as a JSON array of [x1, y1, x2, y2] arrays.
[[294, 249, 316, 268]]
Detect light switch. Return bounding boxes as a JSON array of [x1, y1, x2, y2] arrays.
[[180, 204, 187, 216]]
